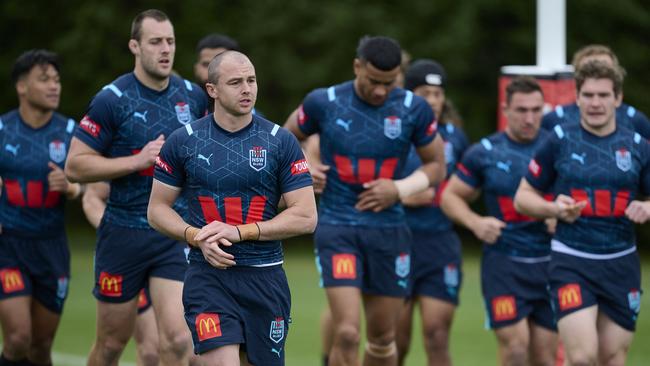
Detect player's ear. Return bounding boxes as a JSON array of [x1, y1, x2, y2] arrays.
[[205, 83, 218, 99], [15, 78, 27, 97], [128, 39, 139, 56], [353, 59, 362, 78]]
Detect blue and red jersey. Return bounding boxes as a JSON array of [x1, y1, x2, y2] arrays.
[[404, 122, 469, 233], [454, 131, 551, 257], [525, 123, 650, 254], [74, 73, 208, 229], [298, 81, 437, 227], [0, 110, 76, 237], [154, 115, 312, 266], [541, 102, 650, 139]]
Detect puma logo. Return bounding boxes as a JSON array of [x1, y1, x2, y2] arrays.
[[496, 160, 511, 173], [5, 144, 19, 156], [571, 152, 586, 165], [198, 153, 213, 166], [397, 280, 408, 289], [133, 111, 148, 122], [271, 348, 282, 358], [336, 118, 352, 132]]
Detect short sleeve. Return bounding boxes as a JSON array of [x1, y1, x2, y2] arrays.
[[524, 133, 557, 191], [296, 89, 325, 136], [410, 98, 437, 147], [154, 130, 186, 188], [74, 92, 117, 154], [629, 108, 650, 140], [454, 144, 485, 188], [278, 130, 313, 193]]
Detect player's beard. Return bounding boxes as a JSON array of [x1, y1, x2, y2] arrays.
[[141, 54, 173, 81]]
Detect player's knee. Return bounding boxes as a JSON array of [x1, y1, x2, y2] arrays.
[[28, 338, 55, 364], [334, 325, 360, 352], [97, 336, 130, 363], [365, 340, 397, 359], [137, 349, 161, 366], [159, 330, 191, 358], [501, 341, 528, 366], [2, 330, 31, 358], [565, 347, 598, 366], [422, 323, 450, 352]]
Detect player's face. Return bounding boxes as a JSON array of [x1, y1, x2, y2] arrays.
[[194, 47, 228, 85], [135, 18, 175, 80], [413, 85, 445, 119], [209, 56, 257, 116], [353, 60, 400, 106], [16, 64, 61, 111], [576, 78, 622, 131], [504, 91, 544, 143]]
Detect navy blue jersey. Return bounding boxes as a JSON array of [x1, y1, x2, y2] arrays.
[[455, 131, 552, 257], [154, 115, 312, 266], [541, 102, 650, 139], [74, 73, 208, 229], [0, 110, 76, 237], [298, 81, 437, 227], [525, 123, 650, 254], [404, 122, 469, 232]]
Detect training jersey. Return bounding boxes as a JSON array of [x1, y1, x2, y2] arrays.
[[525, 123, 650, 254], [0, 110, 76, 237], [455, 131, 551, 257], [74, 73, 208, 229], [404, 122, 469, 232], [298, 81, 437, 227], [541, 102, 650, 139], [154, 114, 312, 266]]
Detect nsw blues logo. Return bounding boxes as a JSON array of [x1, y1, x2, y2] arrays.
[[615, 148, 631, 172], [444, 264, 459, 287], [395, 253, 410, 278], [249, 146, 267, 171], [49, 140, 67, 163], [384, 116, 402, 139], [175, 102, 192, 124], [628, 289, 641, 314], [269, 317, 285, 343]]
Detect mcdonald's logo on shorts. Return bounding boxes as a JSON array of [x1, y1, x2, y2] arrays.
[[0, 268, 25, 293], [196, 313, 222, 341], [98, 272, 123, 297], [332, 254, 356, 279], [491, 295, 517, 322], [558, 283, 583, 311]]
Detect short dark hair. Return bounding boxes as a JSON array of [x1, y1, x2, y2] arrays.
[[196, 33, 241, 54], [131, 9, 170, 41], [575, 60, 624, 97], [505, 76, 543, 104], [356, 36, 402, 71], [11, 49, 60, 84]]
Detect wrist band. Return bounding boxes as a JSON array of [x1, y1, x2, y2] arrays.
[[254, 222, 261, 240], [184, 225, 199, 247], [237, 223, 261, 241]]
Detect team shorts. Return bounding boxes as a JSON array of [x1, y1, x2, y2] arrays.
[[314, 223, 412, 297], [549, 250, 641, 331], [0, 232, 70, 314], [481, 249, 555, 331], [409, 229, 462, 304], [93, 221, 187, 303], [184, 261, 291, 365]]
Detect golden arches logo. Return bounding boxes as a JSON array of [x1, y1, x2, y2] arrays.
[[332, 254, 356, 279], [558, 284, 582, 311], [98, 272, 122, 297], [492, 296, 516, 322], [196, 313, 222, 341], [1, 269, 25, 293]]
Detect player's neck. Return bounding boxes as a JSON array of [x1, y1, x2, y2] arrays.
[[18, 103, 53, 129], [580, 118, 616, 137], [133, 67, 170, 91], [212, 110, 253, 132]]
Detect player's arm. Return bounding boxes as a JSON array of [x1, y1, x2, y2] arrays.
[[401, 187, 436, 207], [147, 180, 188, 242], [513, 179, 585, 223], [65, 135, 164, 183], [283, 107, 308, 141], [440, 175, 504, 244], [415, 134, 447, 187], [302, 134, 329, 194], [82, 182, 110, 229]]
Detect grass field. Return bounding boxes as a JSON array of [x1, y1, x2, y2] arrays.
[[5, 225, 650, 365]]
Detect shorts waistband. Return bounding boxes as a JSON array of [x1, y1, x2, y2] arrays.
[[551, 239, 637, 260]]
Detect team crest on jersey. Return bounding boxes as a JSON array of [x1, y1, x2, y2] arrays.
[[444, 264, 459, 287], [628, 289, 641, 314], [384, 116, 402, 139], [57, 276, 69, 299], [249, 146, 267, 171], [175, 102, 192, 124], [269, 317, 285, 343], [615, 148, 631, 172], [395, 253, 410, 278], [49, 140, 67, 163]]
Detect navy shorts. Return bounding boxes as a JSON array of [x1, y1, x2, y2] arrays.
[[314, 223, 412, 297], [549, 250, 641, 331], [184, 261, 291, 365], [93, 221, 187, 303], [0, 233, 70, 314], [481, 249, 555, 331], [410, 229, 462, 305]]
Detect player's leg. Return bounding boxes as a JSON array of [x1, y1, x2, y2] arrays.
[[395, 299, 415, 366], [528, 322, 557, 366], [0, 296, 32, 363], [419, 297, 455, 366], [133, 304, 160, 366], [493, 319, 530, 366], [327, 287, 362, 366], [596, 312, 633, 366], [557, 306, 598, 366], [87, 298, 139, 366], [149, 277, 192, 366], [27, 300, 62, 365], [362, 294, 402, 366], [320, 306, 334, 366], [196, 344, 240, 366]]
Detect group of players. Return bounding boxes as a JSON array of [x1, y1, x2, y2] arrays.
[[0, 7, 648, 366]]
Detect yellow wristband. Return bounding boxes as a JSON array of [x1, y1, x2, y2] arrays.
[[237, 223, 260, 241], [184, 226, 201, 247]]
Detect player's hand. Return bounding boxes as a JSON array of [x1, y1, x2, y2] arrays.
[[195, 221, 241, 245], [48, 162, 69, 192], [134, 134, 165, 171], [625, 200, 650, 224], [554, 194, 587, 223], [544, 218, 558, 235], [355, 179, 399, 212], [471, 216, 506, 244], [309, 162, 330, 194], [195, 221, 238, 269]]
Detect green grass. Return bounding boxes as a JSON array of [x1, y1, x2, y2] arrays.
[[5, 226, 650, 365]]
